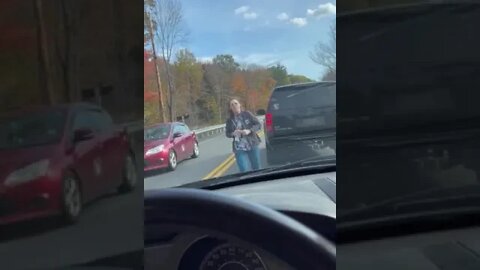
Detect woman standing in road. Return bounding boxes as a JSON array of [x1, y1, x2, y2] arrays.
[[226, 98, 262, 172]]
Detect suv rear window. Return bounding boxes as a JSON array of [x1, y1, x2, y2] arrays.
[[268, 83, 336, 111]]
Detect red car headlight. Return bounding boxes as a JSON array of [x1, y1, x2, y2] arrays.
[[145, 145, 165, 156], [5, 159, 50, 187]]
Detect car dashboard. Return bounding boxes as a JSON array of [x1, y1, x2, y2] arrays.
[[338, 225, 480, 270], [144, 172, 336, 269]]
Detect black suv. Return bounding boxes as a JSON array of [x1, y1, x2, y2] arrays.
[[258, 82, 336, 165]]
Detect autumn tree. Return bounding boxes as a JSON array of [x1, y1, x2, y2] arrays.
[[143, 46, 311, 128], [244, 68, 275, 112], [150, 0, 189, 121], [144, 48, 170, 125], [0, 1, 43, 109], [144, 0, 155, 42], [144, 50, 157, 124], [268, 63, 290, 86], [144, 50, 156, 94], [201, 54, 239, 122], [53, 0, 89, 102], [174, 49, 203, 125], [202, 63, 229, 123], [231, 72, 248, 102], [213, 54, 240, 73], [34, 0, 54, 104], [288, 74, 314, 84], [260, 76, 276, 110], [244, 69, 263, 111], [145, 0, 166, 121]]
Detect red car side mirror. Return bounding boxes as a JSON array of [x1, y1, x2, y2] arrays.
[[74, 128, 94, 143]]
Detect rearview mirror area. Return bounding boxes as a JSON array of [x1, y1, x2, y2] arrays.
[[173, 132, 182, 138]]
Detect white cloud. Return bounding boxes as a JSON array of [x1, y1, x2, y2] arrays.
[[290, 17, 307, 27], [234, 6, 250, 15], [243, 12, 258, 20], [234, 53, 279, 66], [307, 2, 336, 18], [277, 12, 289, 21], [244, 53, 278, 64], [197, 56, 213, 63], [234, 6, 257, 20]]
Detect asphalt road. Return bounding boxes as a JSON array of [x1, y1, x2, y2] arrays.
[[144, 132, 268, 189], [0, 134, 144, 270]]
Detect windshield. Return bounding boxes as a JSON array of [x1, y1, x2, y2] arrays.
[[337, 2, 480, 226], [143, 1, 336, 189], [144, 124, 170, 141], [0, 110, 65, 149]]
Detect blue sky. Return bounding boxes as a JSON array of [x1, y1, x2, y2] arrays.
[[179, 0, 336, 80]]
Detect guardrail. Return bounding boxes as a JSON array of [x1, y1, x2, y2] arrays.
[[194, 116, 265, 141], [194, 124, 226, 141], [121, 115, 265, 142]]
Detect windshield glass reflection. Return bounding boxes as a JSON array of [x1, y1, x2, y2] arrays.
[[0, 110, 65, 149]]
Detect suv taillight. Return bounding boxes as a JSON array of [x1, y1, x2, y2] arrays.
[[266, 113, 273, 132]]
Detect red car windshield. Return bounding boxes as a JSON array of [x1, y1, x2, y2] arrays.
[[144, 124, 171, 141], [0, 110, 66, 149]]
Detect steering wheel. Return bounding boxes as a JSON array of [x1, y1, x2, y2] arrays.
[[145, 188, 335, 270]]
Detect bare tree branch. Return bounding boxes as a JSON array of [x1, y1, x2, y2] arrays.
[[310, 23, 336, 73], [151, 0, 189, 121]]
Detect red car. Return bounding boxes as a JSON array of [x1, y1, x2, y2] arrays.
[[144, 122, 199, 171], [0, 103, 137, 225]]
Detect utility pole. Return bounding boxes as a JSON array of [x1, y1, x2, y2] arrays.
[[146, 16, 166, 122]]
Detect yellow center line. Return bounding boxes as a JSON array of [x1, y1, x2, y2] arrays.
[[212, 156, 236, 178], [202, 154, 234, 180], [202, 130, 265, 180]]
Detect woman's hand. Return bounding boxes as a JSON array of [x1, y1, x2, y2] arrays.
[[233, 129, 251, 136], [232, 130, 242, 137], [241, 129, 251, 135]]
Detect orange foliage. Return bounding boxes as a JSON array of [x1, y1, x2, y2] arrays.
[[231, 72, 248, 97]]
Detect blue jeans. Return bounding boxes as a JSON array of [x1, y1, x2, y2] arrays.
[[234, 145, 261, 172]]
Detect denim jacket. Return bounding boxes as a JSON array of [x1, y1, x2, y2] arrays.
[[225, 111, 262, 152]]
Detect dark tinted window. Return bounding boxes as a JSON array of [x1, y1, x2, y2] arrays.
[[72, 111, 95, 131], [96, 110, 113, 128], [173, 124, 188, 134], [72, 109, 108, 132], [144, 124, 171, 141], [268, 83, 336, 112], [0, 110, 66, 149], [179, 124, 189, 134], [172, 124, 180, 134]]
